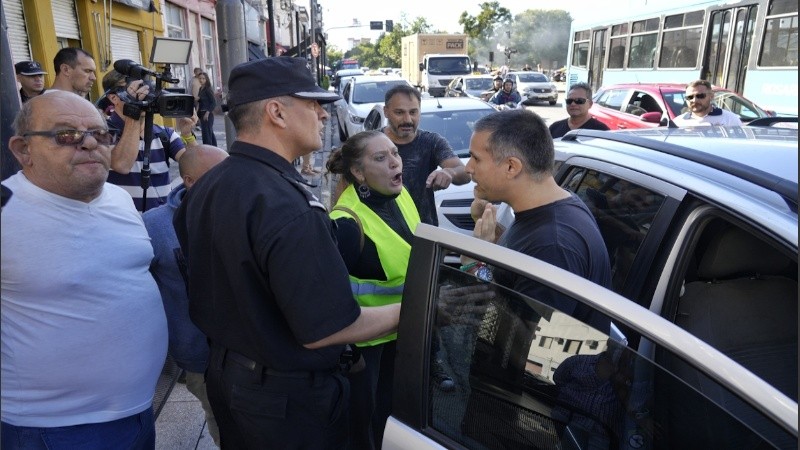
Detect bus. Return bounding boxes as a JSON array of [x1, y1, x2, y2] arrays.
[[566, 0, 798, 116]]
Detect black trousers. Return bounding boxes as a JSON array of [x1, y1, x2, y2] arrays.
[[347, 341, 396, 450], [206, 344, 349, 449]]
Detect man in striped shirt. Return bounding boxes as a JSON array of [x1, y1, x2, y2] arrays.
[[102, 69, 194, 212]]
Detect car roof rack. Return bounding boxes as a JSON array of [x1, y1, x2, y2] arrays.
[[746, 117, 798, 127], [561, 129, 798, 212]]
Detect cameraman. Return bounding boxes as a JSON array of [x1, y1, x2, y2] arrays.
[[102, 69, 196, 212]]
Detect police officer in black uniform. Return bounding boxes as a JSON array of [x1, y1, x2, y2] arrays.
[[174, 57, 402, 449]]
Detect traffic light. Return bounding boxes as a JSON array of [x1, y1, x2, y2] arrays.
[[385, 20, 393, 32], [489, 51, 494, 62]]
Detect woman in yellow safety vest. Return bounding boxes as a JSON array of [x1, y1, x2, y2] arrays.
[[327, 130, 420, 450]]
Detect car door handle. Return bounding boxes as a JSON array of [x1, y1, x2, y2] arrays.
[[617, 124, 627, 129]]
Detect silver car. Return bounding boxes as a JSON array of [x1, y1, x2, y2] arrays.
[[506, 71, 559, 106], [384, 125, 799, 449]]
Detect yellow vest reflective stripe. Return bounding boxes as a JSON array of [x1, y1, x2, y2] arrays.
[[330, 185, 420, 346]]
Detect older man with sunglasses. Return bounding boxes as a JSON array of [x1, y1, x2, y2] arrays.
[[549, 82, 610, 139], [1, 90, 168, 449], [673, 79, 742, 127]]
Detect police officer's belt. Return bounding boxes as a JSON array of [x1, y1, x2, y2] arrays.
[[222, 348, 337, 379]]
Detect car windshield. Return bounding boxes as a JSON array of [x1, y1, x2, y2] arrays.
[[352, 80, 408, 104], [516, 73, 549, 83], [421, 109, 493, 155], [428, 57, 472, 75], [465, 78, 493, 92]]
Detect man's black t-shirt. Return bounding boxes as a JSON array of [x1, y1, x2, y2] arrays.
[[496, 193, 612, 331], [392, 129, 456, 226], [549, 117, 610, 139]]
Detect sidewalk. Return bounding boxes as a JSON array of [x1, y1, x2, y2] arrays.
[[156, 106, 337, 449]]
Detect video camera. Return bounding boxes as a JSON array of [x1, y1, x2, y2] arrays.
[[113, 59, 195, 119]]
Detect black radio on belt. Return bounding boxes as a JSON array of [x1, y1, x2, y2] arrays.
[[339, 344, 365, 374]]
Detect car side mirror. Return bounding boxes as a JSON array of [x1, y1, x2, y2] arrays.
[[419, 62, 425, 72], [641, 112, 662, 123]]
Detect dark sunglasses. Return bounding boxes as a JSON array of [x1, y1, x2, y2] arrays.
[[685, 93, 708, 101], [23, 129, 118, 146], [565, 98, 588, 105]]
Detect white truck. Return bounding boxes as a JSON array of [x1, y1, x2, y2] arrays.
[[401, 34, 472, 97]]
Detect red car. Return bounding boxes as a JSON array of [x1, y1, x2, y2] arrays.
[[589, 82, 772, 130]]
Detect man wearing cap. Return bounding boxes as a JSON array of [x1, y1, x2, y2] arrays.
[[15, 61, 47, 103], [101, 69, 193, 212], [174, 57, 401, 448]]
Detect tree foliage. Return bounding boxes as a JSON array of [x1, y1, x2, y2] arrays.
[[459, 2, 512, 41], [341, 17, 436, 69]]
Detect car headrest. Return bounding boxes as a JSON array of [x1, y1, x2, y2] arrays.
[[697, 226, 791, 279]]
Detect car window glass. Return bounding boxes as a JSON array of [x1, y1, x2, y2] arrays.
[[596, 89, 627, 110], [422, 109, 493, 156], [625, 91, 663, 116], [670, 216, 798, 402], [353, 80, 405, 104], [342, 82, 352, 102], [428, 262, 788, 449], [661, 91, 687, 117], [563, 169, 666, 292], [713, 93, 762, 121]]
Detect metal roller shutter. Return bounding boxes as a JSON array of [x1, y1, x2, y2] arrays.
[[51, 0, 80, 40], [6, 0, 32, 62], [111, 26, 142, 64]]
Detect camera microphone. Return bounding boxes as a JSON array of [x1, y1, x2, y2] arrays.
[[113, 59, 158, 79]]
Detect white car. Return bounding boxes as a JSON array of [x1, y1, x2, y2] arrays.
[[506, 71, 559, 106], [335, 75, 412, 141], [362, 97, 503, 236], [332, 68, 365, 95]]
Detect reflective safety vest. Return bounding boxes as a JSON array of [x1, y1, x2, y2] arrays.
[[330, 185, 420, 346]]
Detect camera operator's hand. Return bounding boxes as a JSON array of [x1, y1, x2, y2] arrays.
[[176, 113, 198, 136], [125, 79, 150, 102]]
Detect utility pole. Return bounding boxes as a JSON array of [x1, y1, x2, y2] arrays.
[[216, 0, 248, 147]]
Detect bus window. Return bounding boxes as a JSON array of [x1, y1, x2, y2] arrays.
[[759, 0, 799, 67], [609, 24, 629, 69], [572, 30, 591, 68], [629, 19, 659, 68], [659, 11, 704, 68]]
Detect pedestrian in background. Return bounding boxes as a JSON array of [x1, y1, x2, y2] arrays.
[[49, 47, 96, 97], [327, 130, 420, 449], [1, 90, 167, 448], [381, 84, 470, 226], [142, 144, 228, 447], [549, 82, 609, 138], [196, 72, 218, 146], [14, 60, 47, 103], [174, 57, 401, 449], [673, 79, 743, 127]]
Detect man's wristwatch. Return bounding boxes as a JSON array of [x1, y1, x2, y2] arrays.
[[462, 262, 493, 282]]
